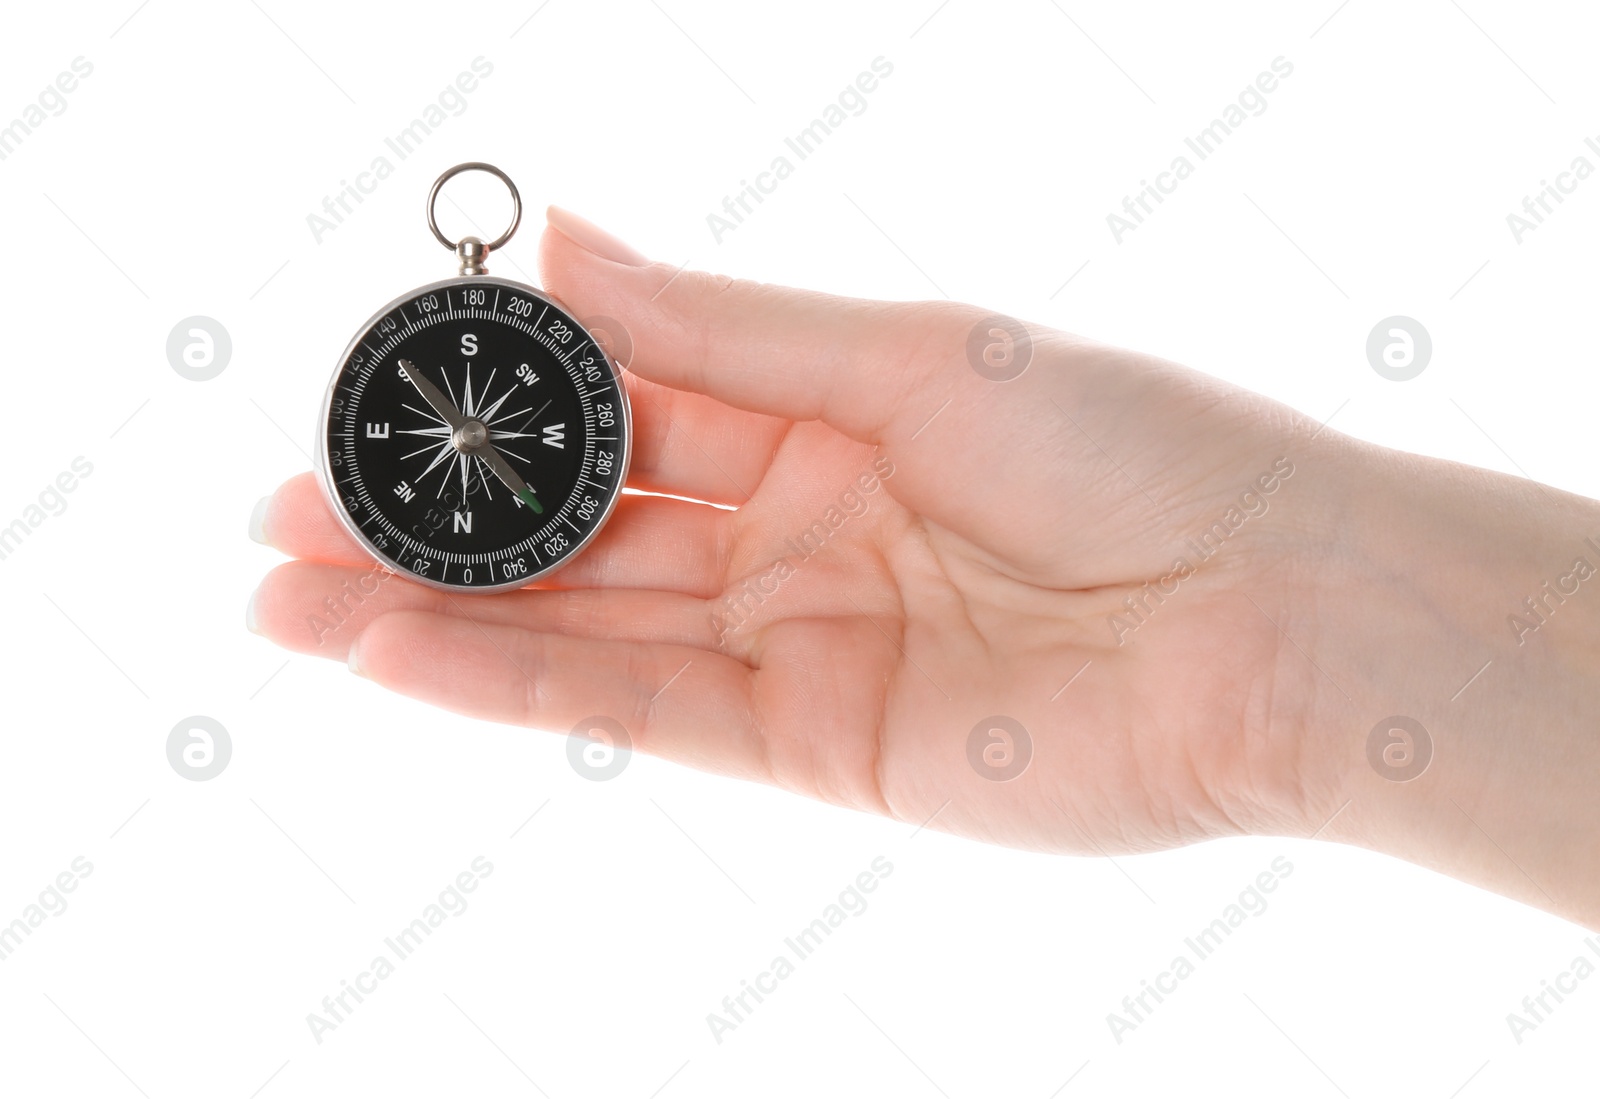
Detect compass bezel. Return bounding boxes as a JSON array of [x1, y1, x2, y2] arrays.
[[315, 274, 634, 594]]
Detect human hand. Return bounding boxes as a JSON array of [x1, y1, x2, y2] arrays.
[[249, 208, 1600, 928]]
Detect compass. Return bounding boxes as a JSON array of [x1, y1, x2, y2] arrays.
[[316, 162, 632, 592]]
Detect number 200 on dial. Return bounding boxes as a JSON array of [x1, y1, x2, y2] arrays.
[[317, 277, 632, 592]]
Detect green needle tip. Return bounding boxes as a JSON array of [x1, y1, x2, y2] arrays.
[[520, 489, 543, 515]]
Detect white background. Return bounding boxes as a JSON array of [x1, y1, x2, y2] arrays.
[[1, 1, 1597, 1095]]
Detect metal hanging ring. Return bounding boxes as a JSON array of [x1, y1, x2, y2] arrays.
[[427, 162, 522, 253]]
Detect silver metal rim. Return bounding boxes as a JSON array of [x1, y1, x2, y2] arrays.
[[315, 274, 634, 595], [426, 162, 522, 252]]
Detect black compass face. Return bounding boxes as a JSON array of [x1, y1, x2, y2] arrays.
[[320, 278, 630, 591]]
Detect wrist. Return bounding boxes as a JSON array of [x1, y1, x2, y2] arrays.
[[1290, 438, 1600, 927]]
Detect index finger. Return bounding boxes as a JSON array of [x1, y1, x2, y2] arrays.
[[539, 206, 974, 444]]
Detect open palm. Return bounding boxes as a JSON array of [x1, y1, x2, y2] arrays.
[[250, 214, 1341, 856]]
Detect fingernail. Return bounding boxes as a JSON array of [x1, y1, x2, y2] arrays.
[[347, 640, 365, 677], [546, 205, 650, 266], [249, 496, 272, 545], [246, 589, 262, 635]]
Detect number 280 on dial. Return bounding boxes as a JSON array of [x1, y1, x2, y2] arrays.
[[317, 277, 632, 592]]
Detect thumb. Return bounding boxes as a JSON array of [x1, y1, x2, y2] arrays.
[[537, 205, 972, 443]]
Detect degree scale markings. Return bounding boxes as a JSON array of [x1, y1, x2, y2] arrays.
[[353, 307, 599, 557], [330, 281, 623, 585]]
